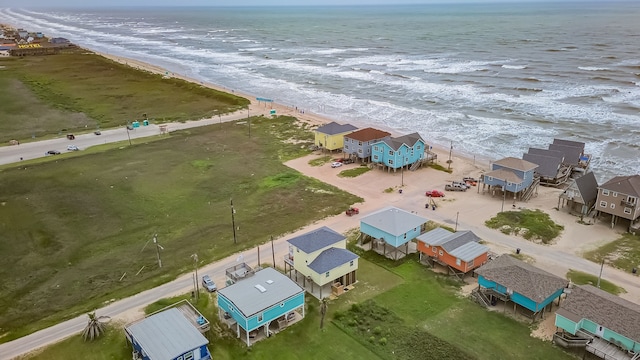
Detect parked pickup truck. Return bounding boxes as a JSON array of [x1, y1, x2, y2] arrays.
[[445, 183, 467, 192]]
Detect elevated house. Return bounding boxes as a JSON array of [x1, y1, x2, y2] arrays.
[[343, 127, 391, 163], [360, 206, 428, 260], [125, 307, 212, 360], [284, 226, 359, 299], [416, 228, 490, 278], [474, 254, 568, 320], [554, 284, 640, 359], [481, 157, 539, 202], [313, 121, 357, 152], [558, 172, 599, 217], [371, 132, 427, 172], [595, 175, 640, 231], [523, 148, 566, 186], [217, 267, 304, 346]]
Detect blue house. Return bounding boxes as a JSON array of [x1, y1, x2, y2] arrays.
[[125, 307, 211, 360], [481, 157, 538, 202], [474, 254, 568, 320], [360, 206, 428, 260], [217, 267, 305, 346], [555, 284, 640, 355], [371, 132, 427, 171]]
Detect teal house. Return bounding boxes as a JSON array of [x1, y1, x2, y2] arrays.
[[217, 267, 304, 346], [360, 206, 428, 259], [474, 255, 568, 319], [555, 284, 640, 356], [371, 132, 427, 171]]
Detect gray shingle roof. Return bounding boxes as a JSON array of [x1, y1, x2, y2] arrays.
[[484, 168, 524, 184], [557, 285, 640, 342], [217, 267, 303, 318], [315, 121, 358, 135], [523, 153, 562, 178], [416, 228, 488, 262], [307, 247, 359, 274], [125, 308, 208, 360], [493, 157, 538, 172], [553, 138, 585, 151], [360, 206, 428, 236], [527, 147, 565, 161], [287, 226, 345, 254], [574, 172, 599, 204], [600, 175, 640, 197], [380, 132, 426, 151], [548, 144, 583, 165], [474, 254, 568, 303]]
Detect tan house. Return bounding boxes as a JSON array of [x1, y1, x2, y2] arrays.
[[596, 174, 640, 230], [284, 226, 358, 299]]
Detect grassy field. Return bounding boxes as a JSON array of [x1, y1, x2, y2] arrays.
[[583, 233, 640, 274], [338, 165, 371, 178], [0, 50, 249, 143], [21, 253, 573, 360], [0, 115, 362, 341], [485, 209, 564, 244], [566, 270, 625, 295]]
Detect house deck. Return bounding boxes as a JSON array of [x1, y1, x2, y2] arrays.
[[587, 336, 637, 360]]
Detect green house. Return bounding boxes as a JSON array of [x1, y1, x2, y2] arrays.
[[555, 284, 640, 356]]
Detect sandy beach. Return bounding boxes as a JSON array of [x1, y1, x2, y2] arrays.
[[97, 50, 638, 301]]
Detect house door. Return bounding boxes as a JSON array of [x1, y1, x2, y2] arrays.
[[595, 324, 605, 337]]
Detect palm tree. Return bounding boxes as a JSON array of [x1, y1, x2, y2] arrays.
[[82, 311, 110, 341]]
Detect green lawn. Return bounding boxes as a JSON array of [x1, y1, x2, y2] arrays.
[[0, 116, 361, 341], [583, 233, 640, 274], [338, 166, 371, 178], [0, 50, 249, 143], [566, 270, 626, 295]]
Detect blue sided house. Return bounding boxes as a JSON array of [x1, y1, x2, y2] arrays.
[[370, 132, 427, 172], [481, 157, 539, 202], [360, 206, 428, 260], [217, 267, 305, 346], [125, 307, 211, 360], [474, 254, 568, 320], [555, 284, 640, 358]]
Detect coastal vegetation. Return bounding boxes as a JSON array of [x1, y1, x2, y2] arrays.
[[0, 115, 361, 342], [338, 165, 371, 178], [0, 49, 249, 143], [566, 270, 625, 295], [428, 163, 453, 173], [583, 233, 640, 274], [308, 155, 331, 166], [484, 209, 564, 244]]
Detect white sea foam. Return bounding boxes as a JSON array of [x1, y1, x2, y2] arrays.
[[502, 65, 527, 69], [578, 66, 610, 71]]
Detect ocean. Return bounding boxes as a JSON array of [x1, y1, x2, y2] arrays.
[[1, 3, 639, 181]]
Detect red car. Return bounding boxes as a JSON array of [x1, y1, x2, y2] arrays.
[[425, 190, 445, 197]]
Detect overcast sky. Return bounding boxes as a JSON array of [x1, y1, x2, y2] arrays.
[[0, 0, 599, 8]]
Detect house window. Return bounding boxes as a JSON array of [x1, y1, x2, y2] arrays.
[[602, 189, 610, 196], [389, 159, 394, 165], [624, 207, 632, 214], [628, 197, 637, 204], [177, 356, 183, 360], [388, 150, 393, 155], [439, 250, 443, 256], [417, 144, 421, 150], [488, 176, 493, 181], [374, 146, 379, 151], [613, 192, 618, 197], [230, 306, 234, 313], [350, 260, 354, 266], [358, 141, 362, 146], [456, 258, 461, 266], [184, 352, 194, 360], [468, 259, 474, 267], [258, 313, 264, 322], [600, 201, 607, 208], [345, 145, 349, 150], [358, 149, 362, 154], [326, 272, 330, 277], [403, 233, 407, 239], [296, 248, 299, 253], [507, 182, 513, 186], [373, 155, 379, 160], [280, 302, 285, 307], [610, 203, 615, 209], [432, 246, 437, 253]]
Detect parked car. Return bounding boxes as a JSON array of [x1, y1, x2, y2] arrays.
[[342, 158, 355, 164], [332, 158, 344, 163], [202, 275, 217, 292], [451, 181, 469, 189], [331, 162, 343, 168], [46, 150, 61, 155], [463, 177, 478, 186], [425, 190, 445, 197], [67, 145, 79, 151], [345, 207, 360, 216], [66, 134, 75, 140], [94, 130, 101, 135], [445, 184, 467, 192]]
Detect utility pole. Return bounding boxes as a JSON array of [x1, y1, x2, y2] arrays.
[[447, 141, 453, 170], [153, 234, 163, 268], [191, 253, 199, 300], [271, 236, 276, 267], [248, 109, 251, 138], [125, 124, 132, 146], [230, 198, 237, 244], [597, 258, 605, 288], [501, 182, 507, 213]]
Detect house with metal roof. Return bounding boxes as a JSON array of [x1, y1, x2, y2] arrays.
[[284, 226, 358, 299], [595, 174, 640, 231], [555, 284, 640, 358], [217, 267, 304, 346], [343, 127, 391, 162], [558, 172, 599, 217], [474, 254, 568, 320], [371, 132, 427, 171], [124, 307, 211, 360], [313, 121, 357, 151], [416, 228, 489, 277], [481, 157, 539, 203], [360, 206, 428, 260]]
